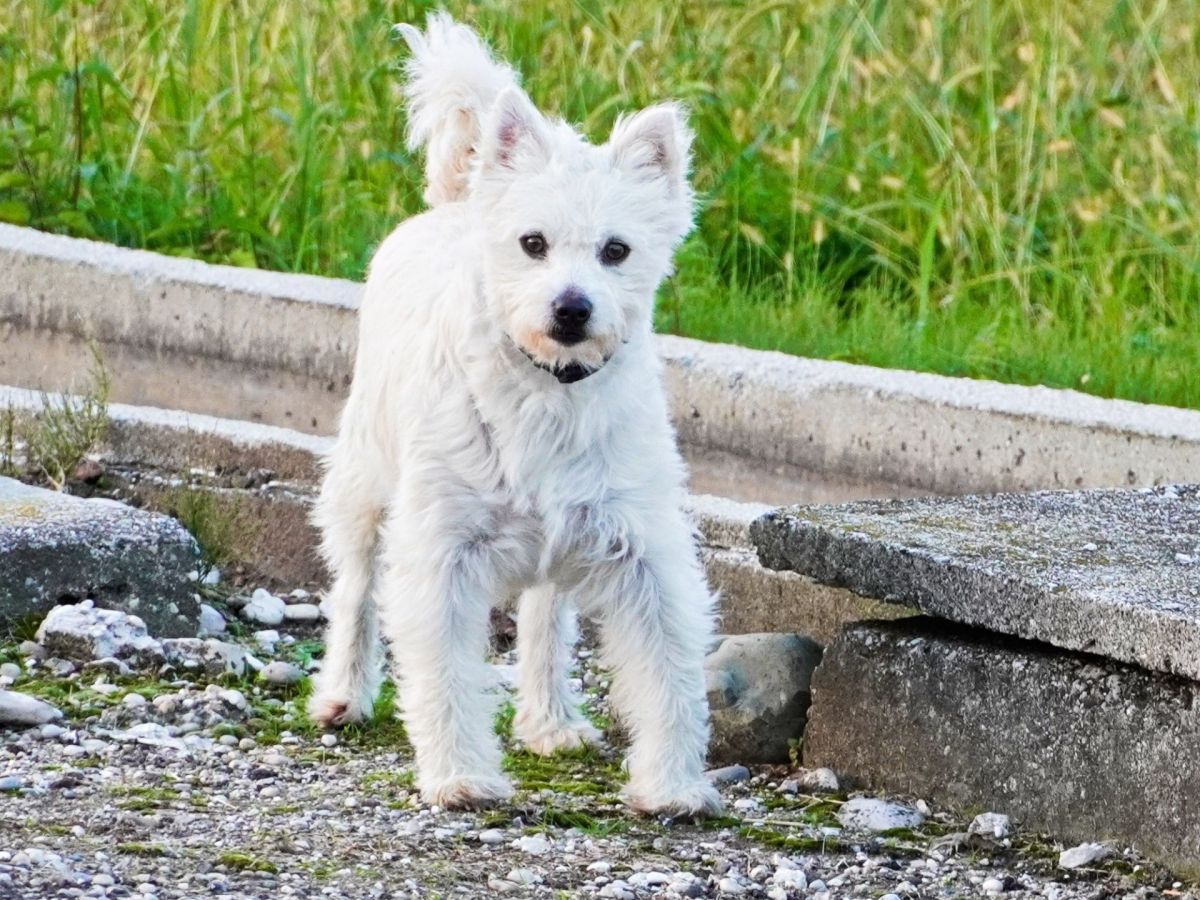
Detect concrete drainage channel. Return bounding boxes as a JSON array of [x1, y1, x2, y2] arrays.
[[5, 223, 1200, 871]]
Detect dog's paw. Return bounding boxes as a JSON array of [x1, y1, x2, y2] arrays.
[[420, 774, 514, 810], [624, 778, 725, 818], [517, 719, 603, 756], [307, 691, 374, 729]]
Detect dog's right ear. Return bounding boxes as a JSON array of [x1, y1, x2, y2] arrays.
[[479, 86, 551, 174]]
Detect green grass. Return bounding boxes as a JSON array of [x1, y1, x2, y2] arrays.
[[1, 0, 1199, 406]]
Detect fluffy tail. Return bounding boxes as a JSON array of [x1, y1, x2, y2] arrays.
[[396, 13, 521, 206]]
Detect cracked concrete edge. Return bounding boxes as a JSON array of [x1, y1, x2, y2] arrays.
[[5, 224, 1200, 493]]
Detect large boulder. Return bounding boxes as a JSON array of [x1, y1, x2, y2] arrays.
[[704, 633, 822, 764], [0, 477, 200, 636]]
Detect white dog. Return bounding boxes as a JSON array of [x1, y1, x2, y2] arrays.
[[308, 13, 721, 817]]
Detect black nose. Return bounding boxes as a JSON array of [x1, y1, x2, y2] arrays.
[[552, 290, 592, 327]]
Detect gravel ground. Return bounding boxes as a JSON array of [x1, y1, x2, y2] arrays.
[[0, 600, 1194, 900]]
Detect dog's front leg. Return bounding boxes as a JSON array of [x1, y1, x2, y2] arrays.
[[378, 508, 516, 809], [592, 529, 723, 817]]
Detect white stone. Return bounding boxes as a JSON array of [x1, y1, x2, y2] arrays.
[[600, 882, 635, 900], [772, 868, 807, 890], [241, 589, 286, 626], [836, 797, 925, 833], [478, 829, 506, 845], [514, 834, 551, 855], [162, 638, 257, 677], [122, 693, 148, 708], [629, 872, 670, 887], [1059, 842, 1110, 869], [282, 603, 321, 623], [254, 629, 281, 650], [968, 812, 1012, 841], [35, 601, 163, 666], [320, 733, 338, 748], [259, 661, 305, 686], [0, 662, 21, 681], [983, 878, 1005, 893], [0, 691, 61, 726]]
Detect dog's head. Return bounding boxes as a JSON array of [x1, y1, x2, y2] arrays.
[[470, 89, 695, 383]]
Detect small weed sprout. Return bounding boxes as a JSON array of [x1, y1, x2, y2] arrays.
[[0, 405, 16, 478], [161, 486, 259, 580], [26, 344, 111, 490]]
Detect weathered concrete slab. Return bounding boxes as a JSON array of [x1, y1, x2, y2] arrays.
[[805, 618, 1200, 871], [0, 477, 199, 636], [753, 485, 1200, 680]]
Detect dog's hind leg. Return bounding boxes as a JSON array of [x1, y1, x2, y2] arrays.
[[513, 584, 602, 755], [307, 456, 387, 729]]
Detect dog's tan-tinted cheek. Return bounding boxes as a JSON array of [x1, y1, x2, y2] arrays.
[[518, 328, 559, 362]]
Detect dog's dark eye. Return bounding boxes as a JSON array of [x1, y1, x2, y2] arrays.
[[600, 239, 630, 265], [519, 232, 548, 259]]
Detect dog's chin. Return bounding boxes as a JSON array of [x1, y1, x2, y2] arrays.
[[511, 330, 619, 385], [516, 346, 607, 384]]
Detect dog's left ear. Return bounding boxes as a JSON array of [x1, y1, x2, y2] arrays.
[[607, 102, 693, 194]]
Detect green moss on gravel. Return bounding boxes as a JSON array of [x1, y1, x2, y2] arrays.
[[216, 851, 279, 874]]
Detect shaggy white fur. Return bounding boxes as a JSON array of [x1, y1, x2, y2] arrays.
[[308, 12, 722, 816]]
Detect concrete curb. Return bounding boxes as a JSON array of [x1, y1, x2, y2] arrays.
[[5, 223, 1200, 494], [2, 386, 892, 638]]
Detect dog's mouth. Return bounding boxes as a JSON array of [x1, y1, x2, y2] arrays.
[[516, 345, 605, 384]]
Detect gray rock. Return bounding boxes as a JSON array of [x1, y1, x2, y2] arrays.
[[0, 662, 20, 681], [805, 617, 1200, 871], [197, 604, 226, 636], [704, 633, 822, 763], [44, 657, 76, 677], [0, 476, 199, 636], [162, 638, 260, 677], [836, 797, 925, 833], [968, 812, 1012, 841], [752, 484, 1200, 681], [0, 690, 62, 726], [36, 601, 164, 667], [241, 588, 286, 626], [705, 765, 751, 786], [259, 661, 304, 686], [17, 640, 44, 660], [83, 657, 134, 677], [1059, 842, 1110, 869], [799, 767, 840, 793]]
